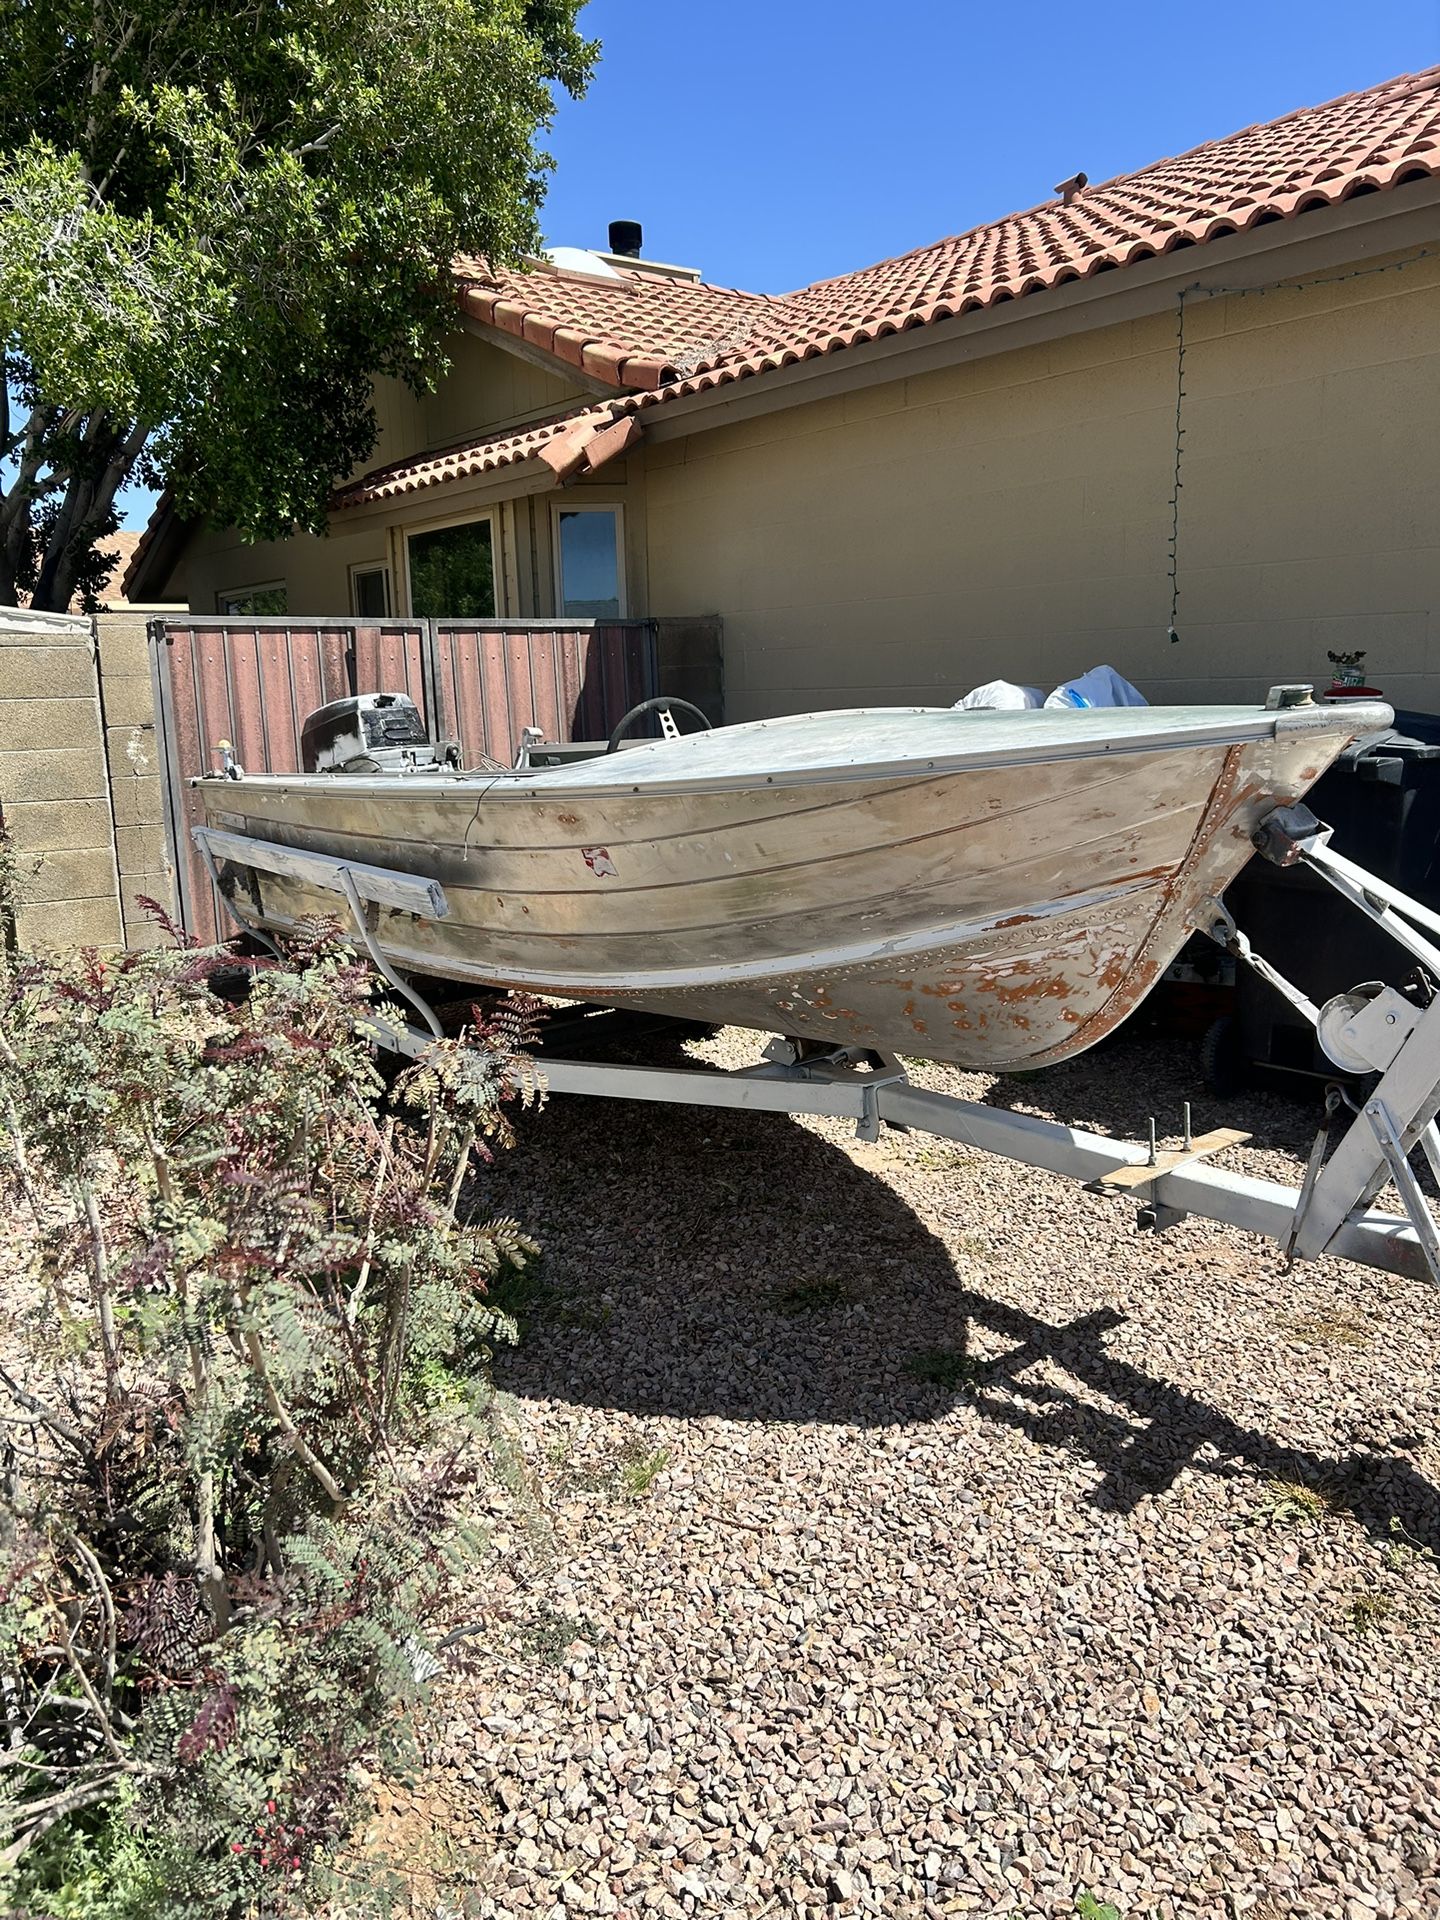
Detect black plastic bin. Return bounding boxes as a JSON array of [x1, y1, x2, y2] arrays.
[[1211, 708, 1440, 1089]]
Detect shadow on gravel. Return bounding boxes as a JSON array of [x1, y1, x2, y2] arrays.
[[979, 1024, 1326, 1158], [487, 1084, 966, 1432], [957, 1295, 1440, 1557], [486, 1024, 1439, 1554]]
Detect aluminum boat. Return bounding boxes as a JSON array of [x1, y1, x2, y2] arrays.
[[194, 695, 1392, 1070]]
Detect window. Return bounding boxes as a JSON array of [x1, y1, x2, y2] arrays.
[[407, 518, 495, 618], [217, 583, 287, 615], [554, 505, 624, 618], [350, 564, 391, 618]]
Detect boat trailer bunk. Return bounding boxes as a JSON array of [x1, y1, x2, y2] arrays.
[[193, 808, 1440, 1290]]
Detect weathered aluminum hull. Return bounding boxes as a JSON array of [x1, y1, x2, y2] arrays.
[[194, 703, 1389, 1070]]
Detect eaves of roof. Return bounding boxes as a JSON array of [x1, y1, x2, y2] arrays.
[[130, 62, 1440, 572]]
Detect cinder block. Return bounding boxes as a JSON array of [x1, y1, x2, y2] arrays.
[[106, 720, 161, 780], [4, 796, 113, 854], [15, 895, 123, 952], [100, 673, 159, 729], [115, 822, 170, 879], [106, 766, 164, 828], [94, 616, 154, 678], [121, 912, 169, 951], [23, 846, 119, 905], [121, 871, 180, 937], [0, 746, 108, 801], [0, 620, 92, 650], [0, 647, 99, 699], [0, 698, 102, 753]]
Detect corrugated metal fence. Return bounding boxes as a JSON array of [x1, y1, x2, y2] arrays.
[[151, 616, 664, 942]]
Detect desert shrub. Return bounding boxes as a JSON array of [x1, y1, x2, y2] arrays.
[[0, 906, 541, 1916]]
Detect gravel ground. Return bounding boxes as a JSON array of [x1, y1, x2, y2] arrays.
[[402, 1020, 1440, 1920]]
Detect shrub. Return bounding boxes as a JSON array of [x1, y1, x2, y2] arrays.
[[0, 907, 541, 1915]]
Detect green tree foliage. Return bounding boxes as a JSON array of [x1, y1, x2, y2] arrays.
[[0, 893, 545, 1913], [0, 0, 595, 609]]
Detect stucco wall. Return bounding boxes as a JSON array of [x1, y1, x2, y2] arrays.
[[159, 250, 1440, 711], [170, 519, 392, 620], [642, 253, 1440, 720], [174, 336, 594, 617], [175, 458, 648, 623]]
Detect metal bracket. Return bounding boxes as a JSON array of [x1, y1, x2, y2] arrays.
[[1363, 1096, 1440, 1279], [759, 1038, 906, 1140], [1191, 895, 1322, 1028], [192, 825, 448, 1039], [335, 866, 443, 1039]]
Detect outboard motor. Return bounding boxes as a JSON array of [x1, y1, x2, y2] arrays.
[[299, 693, 459, 774]]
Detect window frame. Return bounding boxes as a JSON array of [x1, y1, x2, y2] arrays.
[[551, 501, 627, 620], [401, 509, 500, 619], [216, 581, 288, 616], [348, 561, 393, 619]]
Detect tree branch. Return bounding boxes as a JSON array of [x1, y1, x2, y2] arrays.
[[0, 1362, 82, 1451], [240, 1323, 347, 1507]]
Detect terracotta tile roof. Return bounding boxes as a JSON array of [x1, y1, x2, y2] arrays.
[[456, 254, 779, 391], [457, 63, 1440, 402], [330, 412, 610, 508], [335, 63, 1440, 513]]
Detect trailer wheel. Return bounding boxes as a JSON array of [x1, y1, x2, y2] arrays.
[[1200, 1014, 1246, 1099]]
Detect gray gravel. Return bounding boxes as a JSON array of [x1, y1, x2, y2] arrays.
[[422, 1022, 1440, 1919]]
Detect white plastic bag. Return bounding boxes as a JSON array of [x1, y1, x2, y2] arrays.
[[954, 679, 1045, 711], [1044, 664, 1147, 710]]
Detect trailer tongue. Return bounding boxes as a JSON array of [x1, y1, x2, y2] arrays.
[[193, 795, 1440, 1292]]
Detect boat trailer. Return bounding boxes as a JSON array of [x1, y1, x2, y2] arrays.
[[194, 806, 1440, 1289]]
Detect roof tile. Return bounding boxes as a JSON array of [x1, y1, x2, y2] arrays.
[[334, 63, 1440, 513]]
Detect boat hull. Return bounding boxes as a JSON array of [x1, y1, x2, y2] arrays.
[[195, 703, 1388, 1070]]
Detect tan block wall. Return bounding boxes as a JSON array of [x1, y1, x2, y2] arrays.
[[0, 610, 123, 950], [643, 253, 1440, 720], [93, 613, 176, 948]]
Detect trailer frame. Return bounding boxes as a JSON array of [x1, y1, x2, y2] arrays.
[[192, 814, 1440, 1291]]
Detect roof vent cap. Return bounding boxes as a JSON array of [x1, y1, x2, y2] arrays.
[[608, 219, 643, 257], [1053, 171, 1088, 205]]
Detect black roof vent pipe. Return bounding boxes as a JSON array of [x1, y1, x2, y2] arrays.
[[608, 220, 643, 257]]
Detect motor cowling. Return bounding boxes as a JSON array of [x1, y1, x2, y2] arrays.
[[299, 693, 458, 774]]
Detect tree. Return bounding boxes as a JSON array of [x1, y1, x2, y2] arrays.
[[0, 0, 595, 610]]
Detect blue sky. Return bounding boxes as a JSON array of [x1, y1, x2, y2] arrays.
[[119, 0, 1439, 528]]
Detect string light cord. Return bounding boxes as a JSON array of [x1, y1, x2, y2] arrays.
[[1163, 245, 1436, 643]]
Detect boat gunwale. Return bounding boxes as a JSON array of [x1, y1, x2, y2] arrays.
[[191, 701, 1392, 802]]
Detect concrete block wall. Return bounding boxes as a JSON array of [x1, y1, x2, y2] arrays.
[[0, 609, 125, 951]]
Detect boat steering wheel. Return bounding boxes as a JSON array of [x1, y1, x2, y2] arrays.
[[606, 696, 714, 753]]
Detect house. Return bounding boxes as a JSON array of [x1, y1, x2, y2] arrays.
[[128, 65, 1440, 720]]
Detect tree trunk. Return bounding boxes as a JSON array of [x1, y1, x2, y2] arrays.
[[0, 412, 149, 612]]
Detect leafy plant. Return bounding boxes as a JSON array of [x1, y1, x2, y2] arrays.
[[1075, 1892, 1122, 1920], [617, 1446, 670, 1500], [772, 1276, 848, 1315], [1382, 1515, 1436, 1575], [1346, 1591, 1396, 1635], [1258, 1477, 1336, 1524], [517, 1606, 597, 1670], [0, 920, 542, 1912], [0, 0, 596, 609], [903, 1347, 992, 1390]]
